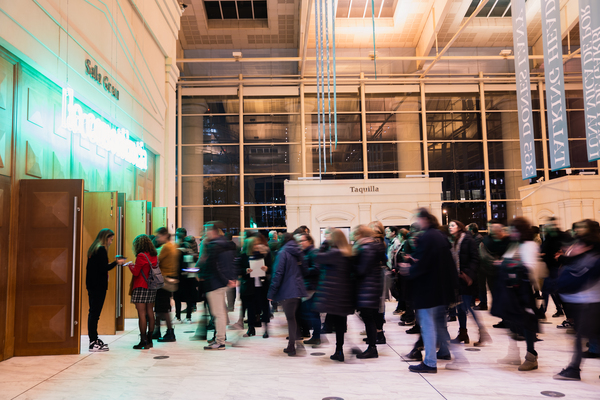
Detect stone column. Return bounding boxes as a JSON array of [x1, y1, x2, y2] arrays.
[[395, 95, 422, 176]]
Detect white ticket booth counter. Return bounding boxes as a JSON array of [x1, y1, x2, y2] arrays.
[[519, 175, 600, 230], [285, 178, 443, 239]]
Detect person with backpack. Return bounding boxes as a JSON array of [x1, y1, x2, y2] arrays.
[[128, 234, 161, 350], [198, 221, 237, 350], [86, 228, 126, 352], [174, 228, 199, 323]]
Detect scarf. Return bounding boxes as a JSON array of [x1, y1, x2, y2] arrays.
[[451, 232, 465, 273]]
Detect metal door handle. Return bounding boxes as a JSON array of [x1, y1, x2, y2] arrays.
[[71, 196, 78, 337]]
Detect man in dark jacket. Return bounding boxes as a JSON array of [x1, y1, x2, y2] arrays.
[[198, 221, 237, 350], [541, 217, 569, 318], [400, 209, 458, 373], [479, 220, 510, 327], [296, 233, 321, 345]]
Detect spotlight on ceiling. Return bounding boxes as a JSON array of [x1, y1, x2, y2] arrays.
[[499, 49, 513, 58], [179, 3, 188, 12]]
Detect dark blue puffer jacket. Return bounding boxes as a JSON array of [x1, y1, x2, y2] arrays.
[[314, 244, 355, 316], [354, 238, 386, 309], [268, 240, 307, 302]]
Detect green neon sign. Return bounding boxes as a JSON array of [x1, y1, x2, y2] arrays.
[[61, 88, 148, 170]]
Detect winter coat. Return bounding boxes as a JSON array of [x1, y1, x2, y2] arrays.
[[354, 238, 386, 310], [129, 252, 158, 290], [407, 226, 458, 310], [237, 252, 272, 297], [267, 240, 307, 302], [198, 236, 236, 292], [86, 246, 117, 292], [314, 244, 355, 316], [302, 245, 321, 291], [452, 233, 479, 296]]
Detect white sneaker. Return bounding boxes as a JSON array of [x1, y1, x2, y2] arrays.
[[89, 339, 109, 352], [184, 318, 192, 324], [172, 317, 182, 324]]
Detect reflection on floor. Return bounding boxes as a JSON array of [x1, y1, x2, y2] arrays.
[[1, 301, 600, 400]]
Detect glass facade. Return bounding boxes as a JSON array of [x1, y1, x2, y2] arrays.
[[177, 84, 597, 235]]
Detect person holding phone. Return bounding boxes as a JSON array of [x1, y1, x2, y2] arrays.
[[86, 228, 125, 352]]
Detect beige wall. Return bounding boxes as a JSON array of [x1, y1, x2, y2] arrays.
[[0, 0, 181, 230]]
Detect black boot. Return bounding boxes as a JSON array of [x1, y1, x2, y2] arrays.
[[152, 326, 162, 340], [244, 326, 256, 337], [376, 331, 386, 344], [263, 323, 269, 339], [450, 328, 469, 344], [133, 334, 148, 350], [330, 346, 345, 362], [146, 331, 154, 348], [158, 328, 176, 342], [283, 344, 296, 356], [356, 345, 378, 359]]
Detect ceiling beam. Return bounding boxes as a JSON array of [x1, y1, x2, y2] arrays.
[[299, 0, 314, 78], [414, 0, 452, 70], [419, 0, 490, 78]]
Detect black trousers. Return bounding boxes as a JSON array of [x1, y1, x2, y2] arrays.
[[174, 278, 196, 319], [359, 308, 378, 347], [281, 298, 301, 348], [88, 289, 107, 342], [328, 314, 347, 349]]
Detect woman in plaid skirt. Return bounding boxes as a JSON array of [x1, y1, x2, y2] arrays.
[[128, 234, 159, 350]]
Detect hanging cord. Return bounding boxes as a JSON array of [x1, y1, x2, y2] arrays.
[[370, 0, 377, 79], [324, 0, 332, 164], [331, 0, 337, 149], [314, 0, 322, 178], [319, 0, 327, 171]]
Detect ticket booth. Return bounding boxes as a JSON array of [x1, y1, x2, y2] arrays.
[[285, 178, 443, 238]]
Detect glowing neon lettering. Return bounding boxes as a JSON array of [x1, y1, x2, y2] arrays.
[[61, 88, 147, 170]]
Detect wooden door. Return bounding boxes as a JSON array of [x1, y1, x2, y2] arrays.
[[151, 207, 167, 232], [80, 192, 118, 336], [123, 200, 147, 318], [0, 175, 11, 361], [15, 179, 83, 356], [116, 193, 126, 331]]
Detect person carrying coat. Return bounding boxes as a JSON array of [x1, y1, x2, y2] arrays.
[[268, 233, 307, 356]]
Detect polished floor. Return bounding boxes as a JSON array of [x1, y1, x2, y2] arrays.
[[2, 300, 600, 400]]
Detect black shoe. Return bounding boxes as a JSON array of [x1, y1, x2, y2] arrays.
[[447, 315, 457, 322], [437, 352, 451, 360], [304, 337, 321, 345], [405, 349, 423, 361], [263, 331, 269, 339], [330, 350, 345, 362], [552, 311, 564, 318], [356, 346, 378, 359], [409, 362, 437, 374], [406, 326, 420, 334], [553, 367, 581, 381], [151, 328, 162, 340], [283, 347, 296, 356], [146, 333, 153, 349], [582, 351, 600, 359], [133, 337, 148, 350], [243, 329, 256, 337], [399, 320, 415, 326], [376, 331, 387, 344], [493, 321, 507, 329], [557, 320, 574, 329], [157, 328, 176, 343], [473, 304, 488, 311]]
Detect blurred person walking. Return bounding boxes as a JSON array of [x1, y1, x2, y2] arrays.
[[492, 217, 543, 371], [314, 229, 354, 362], [174, 228, 198, 323], [400, 209, 458, 373], [268, 233, 307, 356], [554, 219, 600, 381], [152, 227, 179, 343], [352, 224, 386, 359], [86, 229, 125, 352], [296, 232, 322, 346], [198, 222, 237, 350], [541, 217, 569, 318]]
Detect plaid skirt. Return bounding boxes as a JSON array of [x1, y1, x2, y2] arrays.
[[131, 287, 157, 304]]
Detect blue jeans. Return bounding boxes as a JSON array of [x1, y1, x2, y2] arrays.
[[417, 305, 450, 368]]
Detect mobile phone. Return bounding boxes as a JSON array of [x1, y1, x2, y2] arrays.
[[116, 255, 127, 260]]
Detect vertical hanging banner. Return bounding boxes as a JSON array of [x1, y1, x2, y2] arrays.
[[579, 0, 600, 162], [512, 0, 537, 180], [541, 0, 571, 170]]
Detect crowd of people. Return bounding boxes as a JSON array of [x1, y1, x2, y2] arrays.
[[84, 210, 600, 381]]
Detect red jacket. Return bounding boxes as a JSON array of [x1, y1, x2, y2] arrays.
[[129, 252, 158, 289]]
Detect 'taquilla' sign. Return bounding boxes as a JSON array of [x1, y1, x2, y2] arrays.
[[350, 186, 379, 193], [85, 59, 120, 100]]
